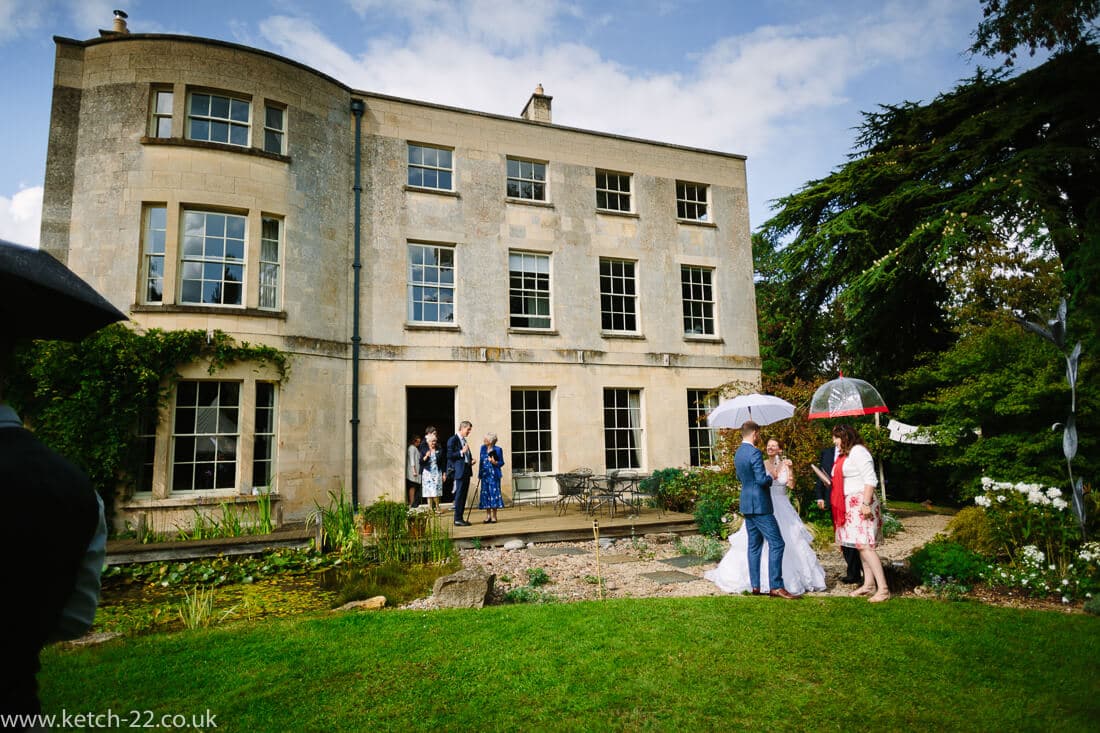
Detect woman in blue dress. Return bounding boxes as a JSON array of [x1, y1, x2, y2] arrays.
[[478, 433, 505, 523]]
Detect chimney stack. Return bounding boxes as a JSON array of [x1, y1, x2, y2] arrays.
[[100, 9, 129, 36], [520, 83, 552, 124]]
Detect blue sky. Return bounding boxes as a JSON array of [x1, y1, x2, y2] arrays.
[[0, 0, 1042, 246]]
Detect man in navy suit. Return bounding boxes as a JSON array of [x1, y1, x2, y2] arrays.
[[447, 420, 474, 526], [736, 421, 799, 599], [815, 444, 863, 584]]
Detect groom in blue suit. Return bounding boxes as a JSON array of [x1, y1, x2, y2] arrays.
[[736, 421, 800, 599]]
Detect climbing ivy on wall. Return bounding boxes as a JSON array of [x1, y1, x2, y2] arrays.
[[5, 325, 289, 525]]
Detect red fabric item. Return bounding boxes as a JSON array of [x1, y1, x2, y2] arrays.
[[831, 454, 848, 527]]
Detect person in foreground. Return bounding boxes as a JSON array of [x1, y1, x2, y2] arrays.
[[831, 424, 890, 602], [447, 420, 474, 526], [478, 433, 505, 523], [728, 421, 800, 599], [705, 437, 825, 595], [1, 346, 107, 722]]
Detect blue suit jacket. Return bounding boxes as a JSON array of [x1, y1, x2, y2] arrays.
[[736, 441, 774, 515], [446, 433, 471, 480]]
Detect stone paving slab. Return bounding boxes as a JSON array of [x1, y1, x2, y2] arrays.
[[599, 554, 640, 565], [527, 546, 589, 557], [640, 570, 700, 585], [659, 554, 708, 568]]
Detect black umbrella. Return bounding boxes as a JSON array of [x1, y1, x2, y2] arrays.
[[0, 238, 127, 342]]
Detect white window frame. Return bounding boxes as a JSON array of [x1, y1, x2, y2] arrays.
[[407, 242, 456, 324], [252, 382, 277, 490], [259, 216, 282, 310], [688, 390, 719, 467], [599, 258, 639, 333], [508, 251, 552, 329], [681, 265, 716, 336], [506, 157, 547, 201], [263, 104, 285, 155], [179, 209, 247, 307], [407, 143, 454, 191], [511, 388, 553, 474], [186, 91, 251, 147], [596, 170, 632, 212], [141, 205, 167, 304], [604, 388, 643, 470], [150, 88, 173, 138], [170, 381, 241, 493], [676, 181, 709, 222]]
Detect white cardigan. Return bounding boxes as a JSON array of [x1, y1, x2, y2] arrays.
[[841, 444, 878, 496]]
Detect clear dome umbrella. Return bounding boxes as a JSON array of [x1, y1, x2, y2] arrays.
[[808, 375, 889, 419]]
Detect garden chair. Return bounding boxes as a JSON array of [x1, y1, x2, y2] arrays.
[[554, 473, 589, 515]]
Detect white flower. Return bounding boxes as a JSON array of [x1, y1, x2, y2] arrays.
[[974, 495, 992, 507], [1052, 497, 1068, 511], [1021, 545, 1045, 566], [1062, 579, 1069, 585], [996, 495, 1007, 503], [981, 476, 994, 489], [1046, 487, 1062, 499], [1027, 491, 1050, 506], [1062, 596, 1070, 604]]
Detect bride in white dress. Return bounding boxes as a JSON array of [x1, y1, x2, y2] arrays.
[[705, 438, 827, 595]]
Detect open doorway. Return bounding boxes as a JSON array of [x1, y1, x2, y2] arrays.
[[406, 387, 456, 503]]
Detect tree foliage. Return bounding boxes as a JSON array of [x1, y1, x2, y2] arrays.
[[757, 43, 1100, 393], [970, 0, 1100, 63], [5, 326, 288, 524]]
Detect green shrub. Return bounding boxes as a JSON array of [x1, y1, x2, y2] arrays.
[[526, 567, 550, 587], [693, 472, 739, 538], [947, 506, 998, 555], [1085, 595, 1100, 616], [882, 512, 903, 538], [909, 538, 988, 585]]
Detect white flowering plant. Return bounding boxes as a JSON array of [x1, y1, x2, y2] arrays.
[[979, 542, 1100, 602], [972, 477, 1082, 576]]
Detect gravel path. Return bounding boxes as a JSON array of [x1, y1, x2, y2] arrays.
[[403, 512, 950, 608]]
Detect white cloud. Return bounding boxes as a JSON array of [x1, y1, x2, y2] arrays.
[[0, 0, 46, 43], [0, 186, 43, 247]]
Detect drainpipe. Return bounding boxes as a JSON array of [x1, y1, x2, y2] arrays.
[[350, 97, 365, 513]]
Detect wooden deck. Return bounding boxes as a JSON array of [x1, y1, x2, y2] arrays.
[[449, 501, 696, 547], [103, 502, 697, 564]]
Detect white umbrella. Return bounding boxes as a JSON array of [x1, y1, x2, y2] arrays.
[[706, 393, 795, 428]]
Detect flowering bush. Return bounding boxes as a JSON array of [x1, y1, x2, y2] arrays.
[[980, 542, 1100, 603], [972, 477, 1081, 574]]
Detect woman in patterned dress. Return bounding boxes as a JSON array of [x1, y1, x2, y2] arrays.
[[420, 433, 444, 514], [831, 424, 889, 602], [478, 433, 505, 523]]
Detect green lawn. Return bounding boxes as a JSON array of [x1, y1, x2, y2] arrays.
[[41, 596, 1097, 731]]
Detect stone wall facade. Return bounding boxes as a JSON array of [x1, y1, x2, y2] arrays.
[[42, 32, 760, 529]]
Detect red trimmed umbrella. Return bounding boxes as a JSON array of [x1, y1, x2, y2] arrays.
[[808, 374, 889, 420]]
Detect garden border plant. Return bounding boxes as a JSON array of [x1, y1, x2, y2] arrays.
[[7, 324, 288, 527]]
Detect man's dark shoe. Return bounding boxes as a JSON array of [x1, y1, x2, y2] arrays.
[[839, 575, 862, 584], [769, 588, 801, 600], [454, 520, 471, 527], [750, 588, 761, 595]]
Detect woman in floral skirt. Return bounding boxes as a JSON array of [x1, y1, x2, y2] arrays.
[[478, 433, 505, 523], [831, 424, 889, 602]]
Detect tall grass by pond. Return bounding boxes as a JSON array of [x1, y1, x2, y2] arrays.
[[43, 597, 1098, 731]]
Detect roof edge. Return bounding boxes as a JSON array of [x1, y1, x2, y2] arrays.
[[53, 33, 747, 161]]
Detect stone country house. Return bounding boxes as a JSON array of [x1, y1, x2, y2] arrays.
[[37, 14, 761, 531]]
